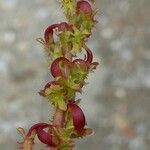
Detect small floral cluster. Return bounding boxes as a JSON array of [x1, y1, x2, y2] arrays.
[[18, 0, 98, 149]]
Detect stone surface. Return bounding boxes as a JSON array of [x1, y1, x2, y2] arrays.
[[0, 0, 150, 149]]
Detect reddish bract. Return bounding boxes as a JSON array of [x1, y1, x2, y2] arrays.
[[37, 126, 57, 147], [73, 47, 93, 70], [18, 123, 57, 149], [39, 81, 57, 97], [51, 57, 72, 78], [27, 123, 50, 136], [44, 24, 59, 44], [68, 102, 86, 132], [44, 22, 69, 44], [58, 22, 69, 31], [77, 1, 92, 15], [85, 47, 93, 63]]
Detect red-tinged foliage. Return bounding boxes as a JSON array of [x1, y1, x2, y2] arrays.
[[44, 24, 59, 44], [58, 22, 70, 32], [44, 22, 69, 44], [18, 123, 58, 149], [76, 1, 92, 15], [68, 101, 86, 132], [38, 81, 57, 97], [37, 126, 58, 147], [85, 47, 93, 63], [27, 123, 50, 136], [51, 57, 72, 78], [73, 47, 96, 72], [73, 47, 93, 65]]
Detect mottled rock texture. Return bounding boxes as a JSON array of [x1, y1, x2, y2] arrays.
[[0, 0, 149, 149]]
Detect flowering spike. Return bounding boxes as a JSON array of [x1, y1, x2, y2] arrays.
[[18, 0, 98, 149]]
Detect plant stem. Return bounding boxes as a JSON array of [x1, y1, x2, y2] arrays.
[[51, 51, 72, 150], [50, 108, 65, 150], [53, 107, 66, 127]]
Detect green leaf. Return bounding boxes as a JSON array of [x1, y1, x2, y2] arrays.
[[82, 19, 93, 32], [17, 127, 25, 137], [61, 0, 76, 18], [66, 112, 74, 129], [49, 92, 67, 111], [45, 84, 67, 110], [71, 28, 86, 54], [60, 31, 72, 45], [51, 43, 63, 59], [65, 65, 87, 90], [66, 88, 76, 99], [57, 96, 67, 111]]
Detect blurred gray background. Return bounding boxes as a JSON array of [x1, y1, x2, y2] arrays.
[[0, 0, 150, 149]]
